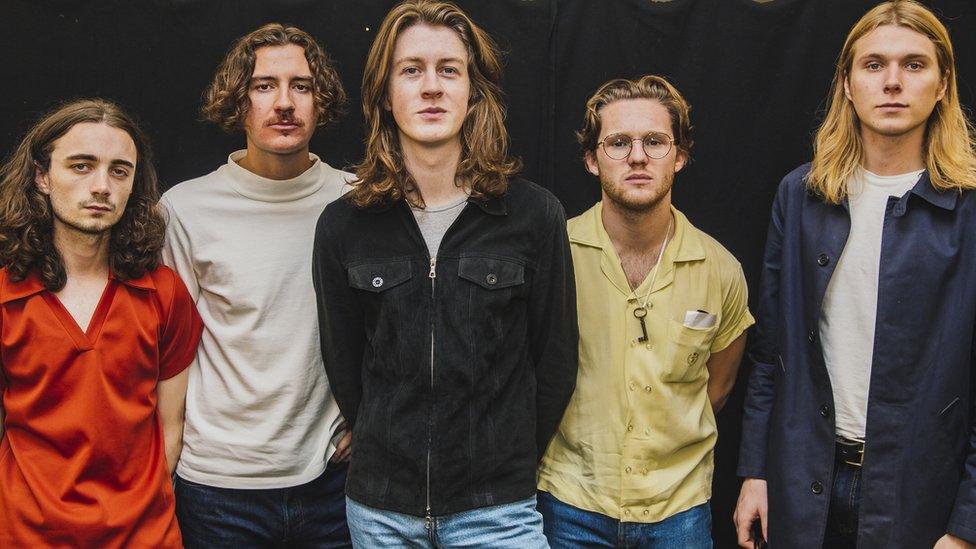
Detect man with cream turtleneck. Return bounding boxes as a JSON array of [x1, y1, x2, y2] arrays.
[[160, 24, 354, 547]]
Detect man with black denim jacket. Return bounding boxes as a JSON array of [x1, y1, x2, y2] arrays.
[[311, 1, 577, 547]]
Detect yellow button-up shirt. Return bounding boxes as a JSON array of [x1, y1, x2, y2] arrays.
[[538, 203, 754, 522]]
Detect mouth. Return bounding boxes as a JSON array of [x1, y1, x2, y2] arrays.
[[877, 103, 908, 110], [625, 174, 653, 182], [418, 107, 447, 120], [84, 204, 113, 213], [269, 120, 302, 130]]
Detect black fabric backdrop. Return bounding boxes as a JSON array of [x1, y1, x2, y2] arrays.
[[4, 1, 975, 545]]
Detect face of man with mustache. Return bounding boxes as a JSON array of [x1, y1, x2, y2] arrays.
[[242, 44, 317, 161], [35, 121, 136, 236]]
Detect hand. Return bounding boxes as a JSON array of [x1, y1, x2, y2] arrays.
[[330, 422, 353, 463], [733, 478, 768, 548], [934, 534, 976, 549]]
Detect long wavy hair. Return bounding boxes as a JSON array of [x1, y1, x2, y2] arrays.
[[0, 99, 165, 291], [349, 0, 520, 209], [201, 23, 346, 132], [808, 0, 976, 203]]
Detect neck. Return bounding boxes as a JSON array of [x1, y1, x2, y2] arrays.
[[237, 143, 313, 180], [601, 193, 673, 254], [860, 124, 926, 176], [53, 223, 111, 281], [402, 137, 466, 207]]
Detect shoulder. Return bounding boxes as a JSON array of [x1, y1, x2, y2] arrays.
[[146, 265, 191, 299], [160, 166, 226, 215], [681, 214, 745, 281], [317, 162, 357, 202], [777, 162, 812, 195], [504, 178, 565, 220]]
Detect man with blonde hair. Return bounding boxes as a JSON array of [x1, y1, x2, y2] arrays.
[[536, 75, 753, 548], [312, 1, 577, 547], [735, 1, 976, 547], [161, 24, 353, 547]]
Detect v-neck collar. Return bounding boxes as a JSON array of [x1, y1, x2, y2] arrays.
[[42, 281, 118, 351]]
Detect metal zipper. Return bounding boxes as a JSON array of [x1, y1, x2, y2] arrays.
[[425, 257, 436, 531]]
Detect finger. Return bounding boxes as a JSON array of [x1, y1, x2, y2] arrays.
[[760, 507, 768, 541], [733, 512, 752, 547]]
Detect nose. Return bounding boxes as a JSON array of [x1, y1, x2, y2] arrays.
[[627, 138, 649, 164], [421, 70, 444, 100], [274, 86, 295, 112], [883, 66, 902, 94], [90, 169, 111, 196]]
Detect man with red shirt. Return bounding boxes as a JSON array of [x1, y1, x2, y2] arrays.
[[0, 99, 203, 547]]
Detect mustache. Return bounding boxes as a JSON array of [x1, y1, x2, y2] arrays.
[[81, 200, 115, 211], [265, 116, 305, 127]]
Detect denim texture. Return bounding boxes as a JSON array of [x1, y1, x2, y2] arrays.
[[174, 461, 350, 548], [823, 461, 862, 549], [313, 179, 579, 516], [345, 495, 548, 548], [537, 491, 711, 548]]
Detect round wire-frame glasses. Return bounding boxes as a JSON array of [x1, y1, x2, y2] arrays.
[[599, 132, 675, 160]]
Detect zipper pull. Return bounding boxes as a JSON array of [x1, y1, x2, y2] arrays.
[[425, 506, 433, 532], [429, 258, 437, 279]]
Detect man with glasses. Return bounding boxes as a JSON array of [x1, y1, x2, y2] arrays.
[[537, 75, 753, 548]]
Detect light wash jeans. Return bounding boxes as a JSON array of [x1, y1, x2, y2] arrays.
[[537, 491, 712, 548], [345, 495, 549, 549]]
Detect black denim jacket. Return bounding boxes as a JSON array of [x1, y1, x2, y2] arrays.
[[312, 178, 578, 517]]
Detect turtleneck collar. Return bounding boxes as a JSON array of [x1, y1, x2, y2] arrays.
[[224, 150, 325, 203]]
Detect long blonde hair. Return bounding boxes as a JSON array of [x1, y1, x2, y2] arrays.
[[808, 0, 976, 203], [349, 0, 519, 209]]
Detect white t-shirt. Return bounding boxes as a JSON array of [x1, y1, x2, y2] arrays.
[[161, 150, 353, 489], [819, 167, 923, 440]]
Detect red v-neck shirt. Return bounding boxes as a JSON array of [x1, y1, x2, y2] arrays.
[[0, 265, 202, 548]]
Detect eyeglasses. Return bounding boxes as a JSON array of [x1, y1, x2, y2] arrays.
[[599, 132, 675, 160]]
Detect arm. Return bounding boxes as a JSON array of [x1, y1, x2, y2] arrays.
[[944, 323, 976, 545], [528, 198, 579, 459], [159, 197, 200, 300], [734, 180, 788, 547], [312, 209, 366, 427], [707, 333, 747, 413], [157, 369, 189, 475]]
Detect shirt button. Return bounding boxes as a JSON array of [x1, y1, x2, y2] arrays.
[[645, 343, 653, 351], [640, 468, 647, 475], [643, 510, 649, 516], [808, 330, 816, 343], [811, 481, 823, 494], [624, 509, 631, 516], [627, 424, 634, 432], [644, 385, 652, 393], [629, 381, 637, 391], [371, 276, 384, 288], [625, 466, 632, 473], [817, 253, 830, 266], [820, 404, 830, 417], [486, 273, 498, 285]]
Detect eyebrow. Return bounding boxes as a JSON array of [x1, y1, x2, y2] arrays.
[[249, 75, 314, 83], [857, 52, 934, 62], [393, 56, 466, 66], [65, 153, 135, 169]]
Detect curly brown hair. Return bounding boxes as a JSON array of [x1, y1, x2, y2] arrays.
[[349, 0, 520, 209], [0, 99, 166, 291], [202, 23, 347, 132], [577, 75, 694, 162]]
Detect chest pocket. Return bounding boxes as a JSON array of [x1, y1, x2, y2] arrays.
[[458, 257, 525, 290], [663, 319, 716, 382], [348, 261, 413, 293]]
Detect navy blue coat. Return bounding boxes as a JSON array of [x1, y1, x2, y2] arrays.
[[738, 164, 976, 548]]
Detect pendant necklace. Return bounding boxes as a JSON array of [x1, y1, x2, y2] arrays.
[[633, 215, 673, 345]]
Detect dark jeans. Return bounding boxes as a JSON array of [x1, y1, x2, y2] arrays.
[[823, 460, 862, 549], [175, 461, 351, 548], [537, 490, 712, 548]]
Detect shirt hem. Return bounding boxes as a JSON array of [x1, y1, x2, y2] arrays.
[[175, 460, 329, 490]]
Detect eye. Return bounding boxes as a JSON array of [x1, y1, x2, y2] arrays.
[[905, 61, 923, 71], [293, 83, 311, 92], [70, 163, 92, 173], [866, 61, 883, 71], [608, 137, 630, 148], [254, 83, 273, 91], [441, 66, 460, 75], [111, 167, 131, 178], [403, 66, 420, 76]]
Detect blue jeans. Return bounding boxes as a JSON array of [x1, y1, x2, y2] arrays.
[[537, 491, 712, 548], [823, 461, 862, 549], [174, 461, 351, 548], [345, 495, 549, 548]]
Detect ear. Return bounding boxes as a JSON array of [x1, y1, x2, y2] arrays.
[[383, 95, 392, 111], [937, 70, 948, 102], [34, 164, 51, 195], [843, 71, 853, 102], [584, 150, 600, 177], [674, 150, 688, 173]]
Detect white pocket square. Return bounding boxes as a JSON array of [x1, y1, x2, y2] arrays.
[[683, 310, 717, 329]]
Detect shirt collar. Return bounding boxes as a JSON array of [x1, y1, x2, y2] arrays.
[[908, 171, 958, 211], [369, 193, 508, 216], [1, 269, 155, 304], [569, 201, 706, 263]]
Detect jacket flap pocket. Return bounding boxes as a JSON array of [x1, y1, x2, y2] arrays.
[[348, 261, 413, 293], [458, 257, 525, 290]]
